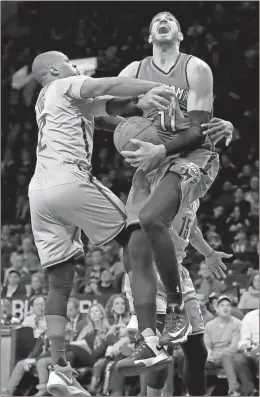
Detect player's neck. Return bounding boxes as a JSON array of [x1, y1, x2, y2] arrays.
[[152, 44, 180, 72]]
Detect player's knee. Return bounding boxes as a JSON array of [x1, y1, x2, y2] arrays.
[[139, 208, 163, 231], [45, 259, 75, 317], [128, 228, 152, 263]]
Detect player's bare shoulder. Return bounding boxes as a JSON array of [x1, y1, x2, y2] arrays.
[[119, 61, 141, 77], [186, 56, 213, 86]]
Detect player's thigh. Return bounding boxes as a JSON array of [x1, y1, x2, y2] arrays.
[[44, 173, 126, 247], [126, 168, 151, 228], [139, 171, 181, 227], [180, 267, 205, 335], [29, 189, 83, 270]]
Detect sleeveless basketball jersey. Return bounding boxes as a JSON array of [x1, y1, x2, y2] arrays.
[[136, 53, 212, 150], [170, 199, 200, 266], [34, 75, 94, 175]]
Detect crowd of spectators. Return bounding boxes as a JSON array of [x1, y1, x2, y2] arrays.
[[1, 1, 259, 396]]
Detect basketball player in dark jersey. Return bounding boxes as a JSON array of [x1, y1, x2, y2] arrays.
[[95, 11, 234, 389]]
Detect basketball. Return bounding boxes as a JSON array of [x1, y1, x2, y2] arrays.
[[113, 116, 163, 153]]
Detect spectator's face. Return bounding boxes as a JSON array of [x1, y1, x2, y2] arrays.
[[217, 300, 232, 318], [90, 281, 99, 292], [101, 270, 112, 284], [31, 275, 42, 292], [250, 177, 259, 191], [8, 272, 20, 286], [208, 233, 222, 249], [251, 191, 259, 203], [24, 223, 32, 234], [91, 250, 103, 266], [250, 234, 258, 247], [200, 263, 211, 279], [89, 305, 103, 322], [242, 164, 251, 176], [213, 206, 224, 217], [21, 149, 31, 162], [67, 301, 79, 320], [223, 181, 233, 192], [22, 238, 33, 252], [149, 12, 181, 45], [112, 296, 126, 315], [234, 188, 244, 201], [32, 297, 45, 316], [236, 231, 246, 241], [13, 255, 24, 270], [197, 293, 207, 309], [253, 274, 259, 290], [17, 174, 27, 187], [233, 206, 240, 218]]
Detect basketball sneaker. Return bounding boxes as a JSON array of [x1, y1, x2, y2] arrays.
[[126, 313, 138, 332], [159, 303, 192, 345], [116, 335, 172, 376], [47, 358, 91, 396]]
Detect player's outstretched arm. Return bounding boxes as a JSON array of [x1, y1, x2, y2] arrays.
[[189, 218, 232, 280], [80, 75, 173, 99]]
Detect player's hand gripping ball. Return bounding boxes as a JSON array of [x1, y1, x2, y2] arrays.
[[113, 116, 163, 153]]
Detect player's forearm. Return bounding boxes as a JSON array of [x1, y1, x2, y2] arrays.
[[106, 97, 144, 117], [162, 110, 211, 156], [189, 225, 214, 258], [81, 77, 162, 98]]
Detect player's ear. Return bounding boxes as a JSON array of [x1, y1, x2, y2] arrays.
[[50, 66, 59, 76], [148, 35, 153, 44], [178, 31, 184, 42]]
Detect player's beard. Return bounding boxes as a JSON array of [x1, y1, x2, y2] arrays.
[[152, 31, 178, 47]]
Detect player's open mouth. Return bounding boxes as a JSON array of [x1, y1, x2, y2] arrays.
[[158, 25, 170, 34]]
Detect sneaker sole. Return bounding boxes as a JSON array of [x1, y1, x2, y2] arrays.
[[159, 324, 193, 346], [47, 383, 90, 396], [116, 355, 172, 377]]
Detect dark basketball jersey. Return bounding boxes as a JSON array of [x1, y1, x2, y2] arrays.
[[136, 53, 212, 149]]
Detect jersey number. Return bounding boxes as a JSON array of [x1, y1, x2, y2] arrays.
[[38, 116, 47, 152], [179, 216, 192, 240], [158, 110, 176, 132]]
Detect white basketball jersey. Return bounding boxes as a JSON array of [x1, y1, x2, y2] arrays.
[[170, 199, 200, 265], [34, 75, 102, 175]]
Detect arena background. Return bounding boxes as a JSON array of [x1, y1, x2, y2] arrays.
[[1, 1, 259, 396]]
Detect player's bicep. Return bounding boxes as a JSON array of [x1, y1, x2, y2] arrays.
[[187, 58, 213, 112], [118, 61, 140, 77]]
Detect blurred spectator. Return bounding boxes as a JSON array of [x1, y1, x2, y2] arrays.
[[22, 296, 47, 338], [2, 270, 26, 299], [210, 205, 226, 236], [234, 309, 259, 396], [231, 229, 250, 254], [6, 252, 31, 288], [99, 270, 118, 294], [20, 223, 34, 241], [105, 294, 130, 326], [196, 292, 215, 324], [226, 206, 250, 240], [84, 248, 108, 281], [238, 272, 259, 311], [216, 181, 234, 208], [206, 231, 224, 251], [66, 297, 86, 341], [20, 237, 40, 273], [67, 303, 109, 368], [1, 330, 49, 397], [227, 188, 251, 219], [28, 272, 45, 300], [237, 164, 253, 190], [194, 262, 226, 298], [1, 299, 20, 326], [204, 296, 241, 396]]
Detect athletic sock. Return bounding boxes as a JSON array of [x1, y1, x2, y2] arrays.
[[136, 303, 157, 334]]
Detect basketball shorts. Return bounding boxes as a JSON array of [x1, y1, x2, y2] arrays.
[[126, 149, 219, 227], [157, 266, 204, 335], [28, 166, 126, 269]]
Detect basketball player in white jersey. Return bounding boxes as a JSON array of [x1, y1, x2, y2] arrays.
[[121, 199, 231, 396], [29, 50, 176, 396], [96, 11, 234, 377]]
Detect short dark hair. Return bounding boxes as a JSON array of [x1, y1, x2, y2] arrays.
[[149, 12, 181, 34]]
